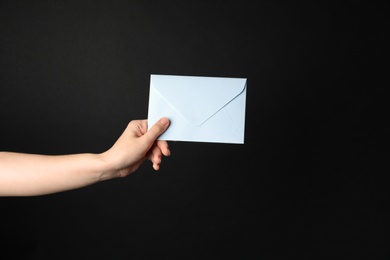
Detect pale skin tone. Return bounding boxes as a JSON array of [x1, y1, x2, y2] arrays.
[[0, 117, 171, 197]]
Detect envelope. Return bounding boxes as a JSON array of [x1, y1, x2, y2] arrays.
[[147, 74, 247, 144]]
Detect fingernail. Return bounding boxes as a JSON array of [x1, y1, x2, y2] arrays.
[[160, 117, 169, 126]]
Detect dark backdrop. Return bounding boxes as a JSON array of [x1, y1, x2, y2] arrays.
[[0, 1, 387, 259]]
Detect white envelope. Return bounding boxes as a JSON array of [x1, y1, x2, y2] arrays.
[[147, 74, 247, 144]]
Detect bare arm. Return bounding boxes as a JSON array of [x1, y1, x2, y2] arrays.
[[0, 118, 170, 196], [0, 152, 108, 196]]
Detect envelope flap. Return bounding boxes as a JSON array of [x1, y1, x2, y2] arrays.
[[151, 75, 246, 126]]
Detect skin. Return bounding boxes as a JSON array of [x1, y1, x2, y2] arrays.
[[0, 117, 170, 197]]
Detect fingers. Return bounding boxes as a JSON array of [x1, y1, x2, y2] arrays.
[[142, 117, 170, 145], [147, 141, 171, 170], [147, 145, 163, 170], [156, 140, 170, 156], [138, 117, 171, 171]]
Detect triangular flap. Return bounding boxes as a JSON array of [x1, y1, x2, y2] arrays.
[[151, 75, 246, 126]]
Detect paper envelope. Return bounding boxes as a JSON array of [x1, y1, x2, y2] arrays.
[[147, 74, 247, 144]]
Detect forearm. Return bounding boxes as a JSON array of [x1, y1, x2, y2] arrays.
[[0, 152, 112, 196]]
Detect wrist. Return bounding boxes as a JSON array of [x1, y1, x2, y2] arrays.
[[97, 151, 121, 181]]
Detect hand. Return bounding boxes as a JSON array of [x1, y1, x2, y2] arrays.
[[100, 117, 171, 179]]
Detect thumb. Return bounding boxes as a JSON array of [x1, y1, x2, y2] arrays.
[[142, 117, 170, 144]]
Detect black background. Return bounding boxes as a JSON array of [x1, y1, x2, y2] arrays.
[[0, 0, 388, 259]]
